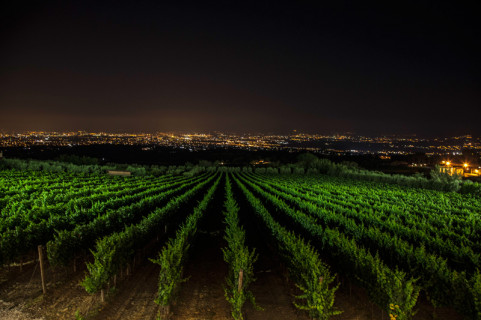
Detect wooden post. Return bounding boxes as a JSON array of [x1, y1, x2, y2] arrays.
[[73, 256, 77, 273], [113, 274, 117, 287], [238, 269, 244, 293], [101, 289, 105, 303], [38, 245, 46, 294]]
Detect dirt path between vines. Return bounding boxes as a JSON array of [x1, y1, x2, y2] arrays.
[[169, 229, 231, 320], [90, 259, 159, 320], [242, 250, 311, 320]]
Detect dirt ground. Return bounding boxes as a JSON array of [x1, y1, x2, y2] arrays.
[[89, 260, 159, 320], [0, 256, 99, 320], [0, 249, 464, 320]]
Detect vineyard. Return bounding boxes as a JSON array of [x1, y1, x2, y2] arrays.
[[0, 167, 480, 320]]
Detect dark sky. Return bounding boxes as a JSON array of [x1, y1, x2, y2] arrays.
[[1, 1, 480, 136]]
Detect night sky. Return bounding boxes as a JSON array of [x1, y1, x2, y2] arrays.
[[1, 1, 480, 136]]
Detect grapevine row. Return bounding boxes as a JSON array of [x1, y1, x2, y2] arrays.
[[233, 175, 341, 320], [81, 173, 218, 294]]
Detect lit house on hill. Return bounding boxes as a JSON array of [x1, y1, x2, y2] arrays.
[[439, 161, 481, 177]]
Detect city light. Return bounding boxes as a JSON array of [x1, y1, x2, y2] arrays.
[[0, 132, 480, 158], [464, 163, 469, 168]]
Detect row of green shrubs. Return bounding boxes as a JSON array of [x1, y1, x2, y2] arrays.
[[2, 155, 479, 195], [0, 158, 214, 176], [81, 174, 217, 294], [222, 175, 258, 319], [233, 175, 341, 320], [150, 175, 221, 307]]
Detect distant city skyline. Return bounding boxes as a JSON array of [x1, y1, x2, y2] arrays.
[[0, 129, 478, 139], [1, 130, 480, 154]]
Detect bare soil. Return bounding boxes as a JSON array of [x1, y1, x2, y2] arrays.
[[0, 251, 464, 320], [89, 260, 159, 320], [169, 229, 231, 320], [0, 255, 99, 320]]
